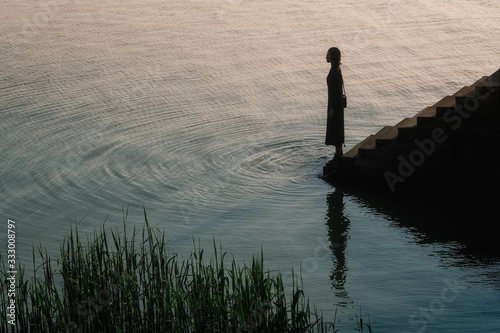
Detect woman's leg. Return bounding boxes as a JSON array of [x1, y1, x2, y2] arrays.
[[335, 144, 343, 156], [333, 144, 343, 162]]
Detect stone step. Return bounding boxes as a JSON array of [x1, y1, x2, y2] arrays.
[[357, 135, 378, 159], [469, 75, 491, 88], [437, 90, 499, 121], [434, 77, 492, 117], [468, 75, 490, 89], [375, 125, 399, 148], [430, 95, 456, 122], [476, 69, 499, 91], [416, 105, 437, 126], [396, 117, 418, 137], [436, 90, 471, 118], [471, 72, 498, 97], [376, 76, 497, 144], [342, 134, 375, 161], [452, 84, 476, 106], [341, 134, 375, 161], [475, 83, 499, 100], [409, 77, 494, 122]]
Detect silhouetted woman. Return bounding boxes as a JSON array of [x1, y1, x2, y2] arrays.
[[325, 47, 345, 161]]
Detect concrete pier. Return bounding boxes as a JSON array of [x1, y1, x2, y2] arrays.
[[323, 68, 500, 192]]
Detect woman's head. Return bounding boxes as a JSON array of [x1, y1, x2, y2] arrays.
[[326, 47, 341, 67]]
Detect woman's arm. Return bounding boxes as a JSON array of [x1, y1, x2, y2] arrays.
[[328, 67, 343, 108]]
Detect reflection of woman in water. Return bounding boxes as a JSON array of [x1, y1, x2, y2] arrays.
[[326, 189, 349, 297], [325, 47, 345, 161]]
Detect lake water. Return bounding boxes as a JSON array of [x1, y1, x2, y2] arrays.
[[1, 0, 499, 331]]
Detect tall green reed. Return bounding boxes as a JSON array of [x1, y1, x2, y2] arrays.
[[0, 208, 335, 332]]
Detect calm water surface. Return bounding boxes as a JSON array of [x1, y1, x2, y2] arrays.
[[1, 0, 499, 331]]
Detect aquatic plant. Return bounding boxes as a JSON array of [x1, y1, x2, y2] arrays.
[[1, 208, 338, 332]]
